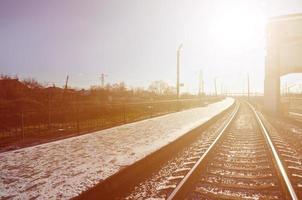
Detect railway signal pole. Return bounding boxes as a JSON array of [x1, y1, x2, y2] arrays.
[[176, 44, 183, 100]]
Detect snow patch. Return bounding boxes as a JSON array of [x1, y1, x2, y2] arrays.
[[0, 98, 234, 199]]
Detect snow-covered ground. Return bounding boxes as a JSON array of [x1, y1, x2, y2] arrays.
[[0, 98, 234, 200]]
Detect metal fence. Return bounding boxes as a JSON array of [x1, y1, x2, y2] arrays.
[[0, 97, 222, 148]]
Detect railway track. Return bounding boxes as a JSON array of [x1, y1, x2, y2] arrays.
[[124, 101, 300, 200], [167, 102, 298, 200], [259, 112, 302, 198], [123, 103, 237, 199]]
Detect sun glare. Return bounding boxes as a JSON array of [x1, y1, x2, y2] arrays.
[[207, 4, 267, 52]]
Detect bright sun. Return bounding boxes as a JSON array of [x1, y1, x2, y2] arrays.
[[207, 4, 267, 53], [189, 2, 269, 93]]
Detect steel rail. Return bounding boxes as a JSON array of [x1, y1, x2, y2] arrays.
[[247, 102, 298, 200], [289, 111, 302, 118], [167, 102, 240, 200]]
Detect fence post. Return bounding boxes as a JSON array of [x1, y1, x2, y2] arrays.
[[38, 119, 41, 135], [48, 92, 51, 131], [21, 111, 24, 141], [101, 105, 104, 128], [123, 103, 126, 123], [76, 96, 80, 134], [149, 103, 153, 118]]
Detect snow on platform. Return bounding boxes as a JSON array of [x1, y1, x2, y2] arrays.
[[0, 98, 234, 200]]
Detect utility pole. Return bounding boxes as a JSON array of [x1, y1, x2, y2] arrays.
[[176, 44, 183, 99], [65, 75, 69, 90], [214, 77, 217, 96], [247, 73, 250, 100], [198, 70, 203, 97], [202, 79, 205, 96], [242, 78, 245, 97], [100, 73, 108, 88], [62, 75, 69, 102]]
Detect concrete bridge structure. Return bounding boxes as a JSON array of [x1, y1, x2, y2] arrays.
[[265, 14, 302, 112]]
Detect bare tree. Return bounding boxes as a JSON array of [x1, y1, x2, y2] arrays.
[[148, 80, 172, 95], [22, 78, 43, 89]]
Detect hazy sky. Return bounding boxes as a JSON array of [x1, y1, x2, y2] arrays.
[[1, 0, 302, 93]]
